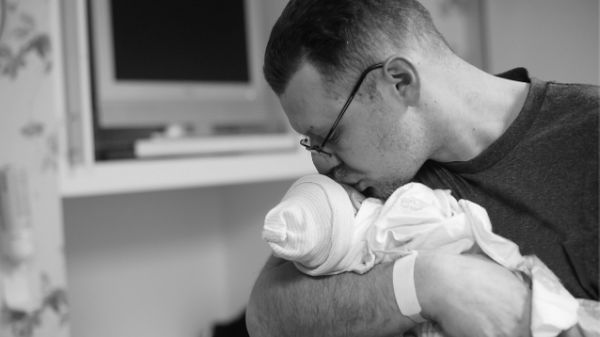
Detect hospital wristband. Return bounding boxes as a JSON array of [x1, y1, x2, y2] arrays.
[[392, 251, 427, 323]]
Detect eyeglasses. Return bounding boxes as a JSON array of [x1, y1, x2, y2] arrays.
[[300, 62, 384, 157]]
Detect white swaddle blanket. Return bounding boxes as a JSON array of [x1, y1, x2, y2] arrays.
[[262, 174, 582, 337]]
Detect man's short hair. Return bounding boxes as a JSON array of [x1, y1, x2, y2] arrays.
[[264, 0, 449, 96]]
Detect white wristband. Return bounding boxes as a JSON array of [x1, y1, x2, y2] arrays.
[[393, 251, 426, 323]]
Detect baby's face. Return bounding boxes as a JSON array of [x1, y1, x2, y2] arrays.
[[341, 184, 367, 212]]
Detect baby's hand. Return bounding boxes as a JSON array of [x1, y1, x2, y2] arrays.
[[341, 184, 367, 212]]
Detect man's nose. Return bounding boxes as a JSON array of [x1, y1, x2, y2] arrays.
[[311, 152, 341, 175]]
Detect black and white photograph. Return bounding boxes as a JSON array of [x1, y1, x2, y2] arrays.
[[0, 0, 598, 336]]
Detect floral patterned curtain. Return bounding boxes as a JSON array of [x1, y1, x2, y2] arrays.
[[0, 0, 69, 336]]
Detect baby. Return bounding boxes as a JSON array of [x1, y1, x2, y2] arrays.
[[262, 174, 594, 337]]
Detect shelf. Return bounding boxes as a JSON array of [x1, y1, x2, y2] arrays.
[[60, 149, 315, 198]]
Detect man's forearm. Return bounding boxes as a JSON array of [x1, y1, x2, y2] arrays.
[[247, 253, 532, 337], [246, 256, 415, 337]]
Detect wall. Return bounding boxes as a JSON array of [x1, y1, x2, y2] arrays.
[[219, 181, 293, 315], [62, 180, 292, 337], [485, 0, 599, 85]]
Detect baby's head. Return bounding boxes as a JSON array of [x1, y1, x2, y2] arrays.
[[262, 174, 365, 267]]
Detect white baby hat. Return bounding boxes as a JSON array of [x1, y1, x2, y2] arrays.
[[262, 174, 356, 271]]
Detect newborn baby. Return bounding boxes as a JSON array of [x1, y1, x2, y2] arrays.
[[262, 174, 587, 337]]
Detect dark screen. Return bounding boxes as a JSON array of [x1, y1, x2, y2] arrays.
[[110, 0, 249, 82]]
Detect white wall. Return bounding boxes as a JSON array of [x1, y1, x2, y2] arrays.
[[219, 182, 291, 314], [62, 180, 292, 337], [485, 0, 599, 85]]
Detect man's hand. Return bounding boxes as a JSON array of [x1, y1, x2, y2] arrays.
[[416, 253, 532, 337]]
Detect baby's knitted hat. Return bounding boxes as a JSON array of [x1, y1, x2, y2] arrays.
[[262, 174, 355, 270]]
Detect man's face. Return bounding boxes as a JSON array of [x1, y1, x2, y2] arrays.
[[280, 62, 430, 199]]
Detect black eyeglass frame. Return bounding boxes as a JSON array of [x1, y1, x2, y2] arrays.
[[300, 62, 384, 157]]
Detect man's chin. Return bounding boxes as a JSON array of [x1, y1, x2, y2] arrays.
[[363, 186, 392, 200], [362, 186, 377, 198], [367, 181, 405, 200]]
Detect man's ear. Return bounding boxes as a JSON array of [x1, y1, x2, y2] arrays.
[[382, 56, 420, 106]]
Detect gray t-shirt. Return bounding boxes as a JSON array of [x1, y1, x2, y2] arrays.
[[415, 68, 599, 300]]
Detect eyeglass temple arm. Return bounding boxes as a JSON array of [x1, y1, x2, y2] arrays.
[[320, 63, 384, 147]]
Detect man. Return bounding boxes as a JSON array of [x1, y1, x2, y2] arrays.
[[247, 0, 599, 336]]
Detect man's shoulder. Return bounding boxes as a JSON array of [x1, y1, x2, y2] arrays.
[[543, 80, 599, 111], [497, 68, 598, 118], [546, 80, 599, 93]]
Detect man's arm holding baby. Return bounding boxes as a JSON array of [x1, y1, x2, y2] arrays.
[[246, 253, 531, 337], [246, 255, 409, 337]]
